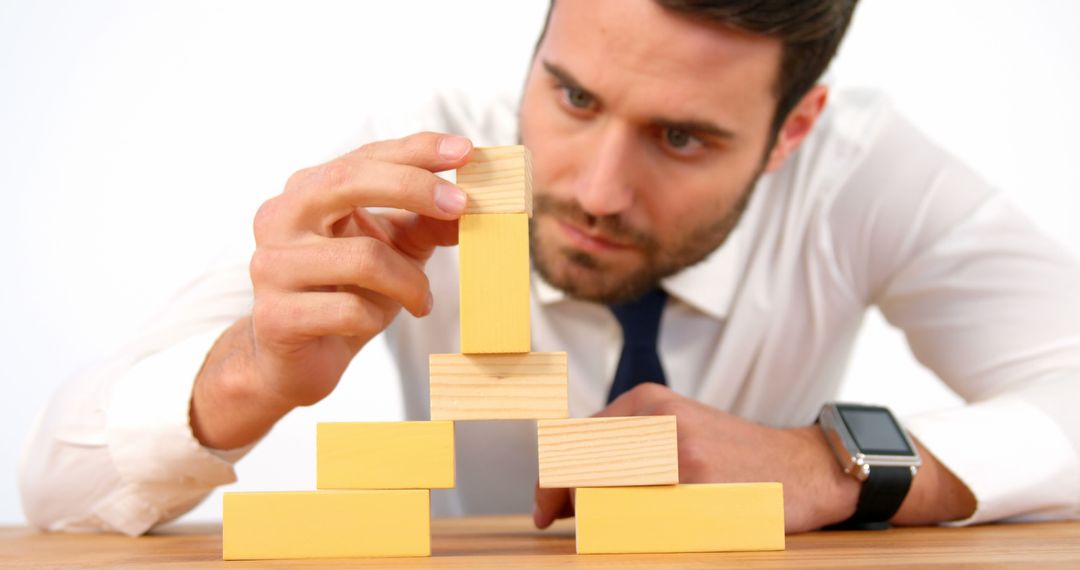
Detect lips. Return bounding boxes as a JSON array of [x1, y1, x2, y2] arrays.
[[555, 218, 635, 253]]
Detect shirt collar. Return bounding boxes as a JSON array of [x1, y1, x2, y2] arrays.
[[660, 222, 742, 320], [532, 221, 742, 321]]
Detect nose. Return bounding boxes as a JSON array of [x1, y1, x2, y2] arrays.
[[573, 121, 638, 218]]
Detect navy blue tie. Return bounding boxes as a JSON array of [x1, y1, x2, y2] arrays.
[[607, 288, 669, 403]]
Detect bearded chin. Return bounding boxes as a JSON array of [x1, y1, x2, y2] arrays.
[[528, 170, 759, 304], [530, 223, 671, 305]]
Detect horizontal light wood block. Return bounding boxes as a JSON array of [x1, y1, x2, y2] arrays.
[[456, 145, 532, 216], [316, 421, 455, 490], [575, 483, 785, 554], [223, 490, 430, 560], [458, 212, 531, 354], [429, 352, 568, 420], [537, 416, 679, 488]]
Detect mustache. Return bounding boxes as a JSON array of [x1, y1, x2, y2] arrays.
[[532, 194, 657, 251]]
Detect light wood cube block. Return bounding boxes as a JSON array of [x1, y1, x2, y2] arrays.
[[429, 352, 568, 420], [537, 416, 679, 488], [223, 490, 430, 560], [317, 421, 455, 490], [575, 483, 785, 554], [458, 212, 531, 354], [456, 145, 532, 216]]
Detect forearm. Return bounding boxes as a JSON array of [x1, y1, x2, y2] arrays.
[[890, 438, 977, 525], [189, 317, 295, 450]]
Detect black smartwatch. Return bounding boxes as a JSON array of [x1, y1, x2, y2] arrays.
[[817, 403, 921, 530]]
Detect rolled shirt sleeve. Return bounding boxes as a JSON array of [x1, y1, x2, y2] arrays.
[[19, 263, 255, 535], [100, 323, 247, 535]]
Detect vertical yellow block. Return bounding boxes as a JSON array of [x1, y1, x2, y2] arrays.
[[223, 490, 430, 560], [459, 212, 531, 354], [317, 421, 455, 489], [575, 483, 785, 554]]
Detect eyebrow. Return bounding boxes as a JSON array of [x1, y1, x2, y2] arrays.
[[542, 60, 603, 106], [541, 59, 735, 141], [651, 117, 735, 141]]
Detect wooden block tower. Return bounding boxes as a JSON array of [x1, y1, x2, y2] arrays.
[[222, 144, 783, 560]]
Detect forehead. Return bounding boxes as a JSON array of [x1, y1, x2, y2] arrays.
[[540, 0, 781, 126]]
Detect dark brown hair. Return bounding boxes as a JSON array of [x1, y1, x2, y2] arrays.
[[538, 0, 859, 141], [656, 0, 858, 138]]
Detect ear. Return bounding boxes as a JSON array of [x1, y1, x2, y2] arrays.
[[762, 85, 829, 173]]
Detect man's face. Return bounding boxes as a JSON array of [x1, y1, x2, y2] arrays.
[[520, 0, 782, 304]]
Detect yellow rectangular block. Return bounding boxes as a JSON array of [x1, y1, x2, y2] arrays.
[[458, 212, 531, 354], [223, 490, 430, 560], [429, 352, 568, 420], [575, 483, 785, 554], [456, 145, 533, 215], [317, 421, 455, 489], [537, 416, 679, 488]]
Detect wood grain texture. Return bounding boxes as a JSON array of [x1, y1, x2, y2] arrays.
[[7, 517, 1080, 568], [575, 483, 785, 554], [317, 421, 455, 490], [536, 416, 679, 488], [429, 352, 568, 421], [222, 490, 430, 559], [458, 212, 531, 354], [456, 145, 533, 216]]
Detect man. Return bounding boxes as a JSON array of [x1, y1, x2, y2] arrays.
[[20, 0, 1080, 536]]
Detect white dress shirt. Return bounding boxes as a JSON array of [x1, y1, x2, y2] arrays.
[[19, 89, 1080, 536]]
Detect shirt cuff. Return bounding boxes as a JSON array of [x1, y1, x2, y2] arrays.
[[102, 323, 246, 535], [904, 396, 1080, 526]]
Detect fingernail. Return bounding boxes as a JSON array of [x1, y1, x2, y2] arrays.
[[438, 136, 471, 160], [423, 291, 434, 316], [435, 182, 467, 215]]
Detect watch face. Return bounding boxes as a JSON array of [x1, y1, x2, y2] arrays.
[[836, 405, 914, 456]]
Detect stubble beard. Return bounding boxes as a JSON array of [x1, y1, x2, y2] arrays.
[[529, 175, 758, 305]]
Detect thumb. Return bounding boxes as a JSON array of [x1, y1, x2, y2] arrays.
[[593, 382, 665, 418]]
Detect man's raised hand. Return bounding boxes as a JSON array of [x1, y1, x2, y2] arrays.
[[190, 132, 473, 450]]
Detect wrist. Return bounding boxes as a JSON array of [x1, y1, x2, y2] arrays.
[[190, 318, 294, 449], [793, 425, 862, 527]]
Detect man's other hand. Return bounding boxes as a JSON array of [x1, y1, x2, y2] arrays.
[[532, 382, 861, 533], [532, 383, 977, 533]]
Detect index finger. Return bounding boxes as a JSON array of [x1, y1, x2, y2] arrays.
[[286, 132, 475, 229], [351, 131, 474, 172]]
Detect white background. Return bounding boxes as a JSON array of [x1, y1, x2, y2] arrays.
[[1, 0, 1077, 525]]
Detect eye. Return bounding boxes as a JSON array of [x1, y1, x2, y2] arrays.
[[665, 128, 691, 148], [661, 127, 705, 155], [561, 85, 595, 110]]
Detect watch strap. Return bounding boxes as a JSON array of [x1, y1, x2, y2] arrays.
[[827, 465, 913, 530]]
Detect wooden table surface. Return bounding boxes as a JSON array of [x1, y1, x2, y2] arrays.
[[3, 515, 1080, 569]]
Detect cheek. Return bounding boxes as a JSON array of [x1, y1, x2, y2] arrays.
[[640, 169, 747, 244], [636, 177, 703, 232]]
